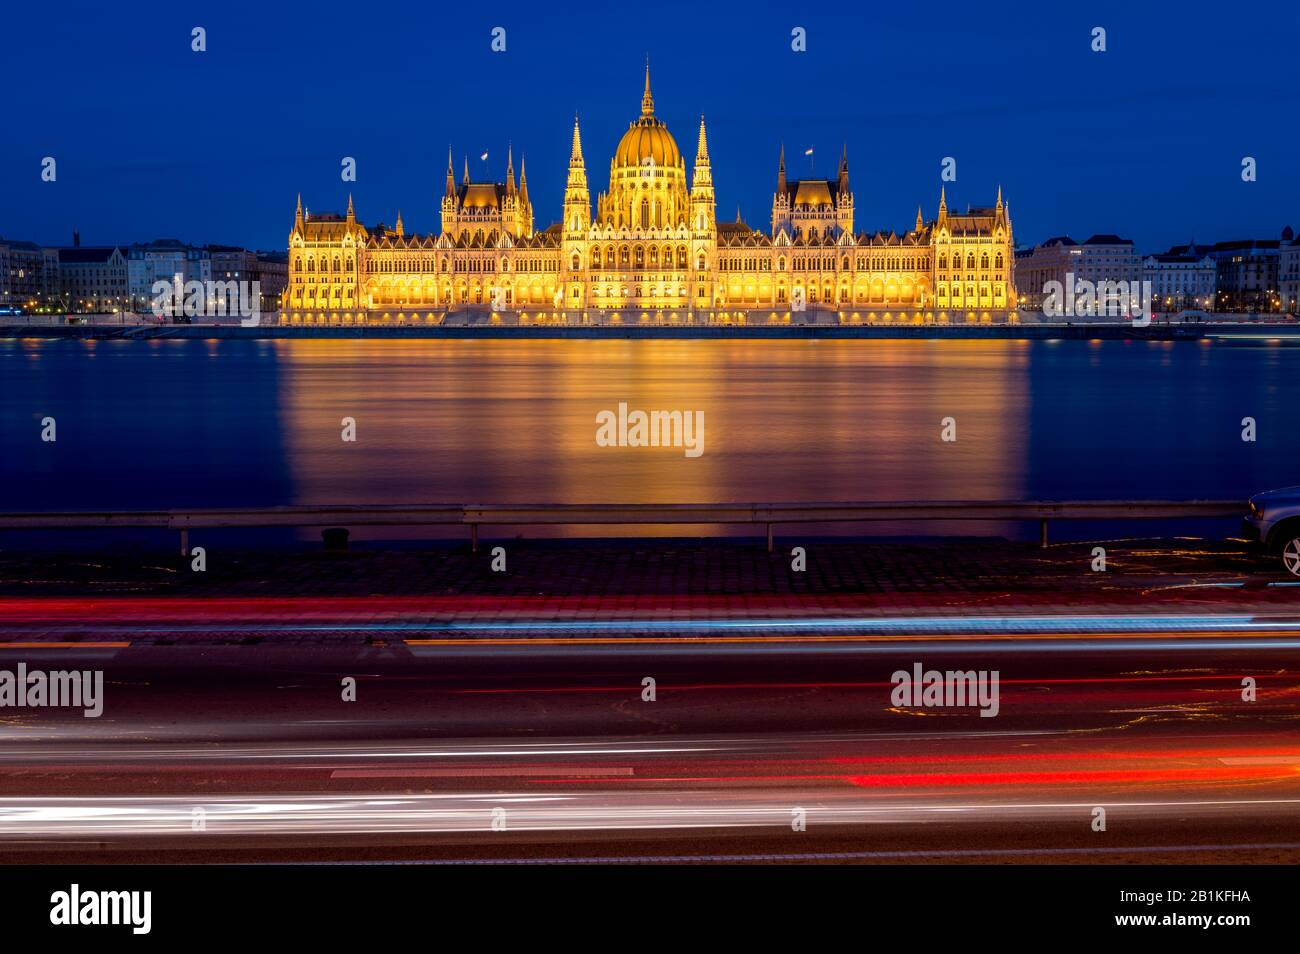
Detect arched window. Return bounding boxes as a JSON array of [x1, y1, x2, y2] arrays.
[[995, 253, 1004, 269], [938, 254, 947, 270], [640, 199, 650, 229], [592, 248, 601, 267], [697, 253, 706, 271], [966, 253, 976, 270], [571, 253, 580, 271], [980, 253, 990, 270]]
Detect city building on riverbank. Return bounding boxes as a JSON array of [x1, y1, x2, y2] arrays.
[[1013, 235, 1142, 313], [1168, 236, 1282, 313], [0, 238, 60, 311], [56, 244, 129, 314], [208, 246, 289, 314], [1143, 244, 1216, 312], [1277, 227, 1298, 313], [284, 65, 1016, 327], [126, 239, 212, 312]]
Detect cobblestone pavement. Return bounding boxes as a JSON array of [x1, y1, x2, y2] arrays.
[[0, 536, 1294, 625], [0, 535, 1283, 596]]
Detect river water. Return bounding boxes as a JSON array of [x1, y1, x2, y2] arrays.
[[2, 336, 1295, 542]]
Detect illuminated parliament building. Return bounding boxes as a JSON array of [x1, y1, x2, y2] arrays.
[[283, 66, 1017, 325]]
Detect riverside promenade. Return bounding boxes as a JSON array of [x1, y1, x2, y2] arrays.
[[3, 312, 1296, 340]]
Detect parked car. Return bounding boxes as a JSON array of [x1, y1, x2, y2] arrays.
[[1244, 487, 1300, 576]]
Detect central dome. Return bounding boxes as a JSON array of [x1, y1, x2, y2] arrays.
[[612, 64, 681, 170], [614, 118, 681, 169]]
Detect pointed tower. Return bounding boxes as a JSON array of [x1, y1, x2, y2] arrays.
[[518, 154, 533, 236], [462, 156, 470, 186], [690, 115, 716, 237], [772, 145, 790, 237], [295, 193, 304, 232], [937, 186, 948, 228], [440, 147, 458, 237], [834, 144, 854, 235], [563, 114, 591, 236], [395, 210, 404, 238], [505, 144, 516, 199], [346, 193, 355, 224], [641, 56, 654, 118], [915, 205, 924, 233]]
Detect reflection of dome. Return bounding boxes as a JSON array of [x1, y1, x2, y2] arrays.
[[612, 64, 681, 169]]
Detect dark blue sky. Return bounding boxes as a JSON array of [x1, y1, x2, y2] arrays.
[[2, 0, 1296, 254]]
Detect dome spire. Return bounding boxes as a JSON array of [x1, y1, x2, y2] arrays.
[[641, 56, 654, 117]]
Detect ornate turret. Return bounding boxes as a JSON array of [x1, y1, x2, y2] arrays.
[[445, 147, 456, 199], [690, 115, 715, 234], [563, 114, 591, 235], [641, 57, 654, 117]]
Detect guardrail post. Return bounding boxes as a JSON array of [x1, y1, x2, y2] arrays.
[[470, 524, 478, 554], [766, 523, 773, 554], [1039, 518, 1048, 549], [179, 528, 188, 556]]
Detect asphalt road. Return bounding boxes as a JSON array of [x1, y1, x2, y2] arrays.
[[1, 626, 1297, 863]]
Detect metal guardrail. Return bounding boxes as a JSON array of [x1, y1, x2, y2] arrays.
[[0, 500, 1247, 553]]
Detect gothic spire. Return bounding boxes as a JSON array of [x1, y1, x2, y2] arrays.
[[570, 114, 585, 166], [641, 57, 654, 117]]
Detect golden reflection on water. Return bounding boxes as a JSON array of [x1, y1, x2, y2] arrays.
[[273, 339, 1029, 536]]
